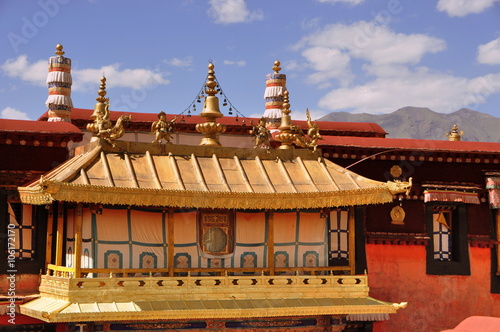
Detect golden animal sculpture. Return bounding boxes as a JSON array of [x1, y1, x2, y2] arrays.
[[291, 109, 323, 151], [87, 101, 131, 144], [306, 109, 323, 152]]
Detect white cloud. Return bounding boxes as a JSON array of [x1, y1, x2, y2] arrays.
[[296, 22, 446, 67], [477, 37, 500, 65], [207, 0, 263, 24], [301, 17, 323, 32], [164, 57, 193, 68], [294, 21, 446, 88], [1, 55, 46, 86], [301, 46, 352, 87], [73, 65, 169, 91], [293, 20, 500, 114], [316, 0, 364, 5], [437, 0, 500, 17], [317, 69, 500, 114], [1, 55, 170, 91], [1, 107, 31, 120], [223, 60, 246, 66]]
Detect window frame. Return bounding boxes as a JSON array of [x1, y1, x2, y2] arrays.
[[197, 209, 235, 258], [426, 204, 470, 275], [1, 190, 48, 275], [8, 202, 35, 261], [432, 208, 453, 262]]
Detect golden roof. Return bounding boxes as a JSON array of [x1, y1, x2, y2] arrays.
[[18, 139, 410, 209], [21, 296, 400, 322], [21, 273, 406, 322], [19, 140, 411, 209]]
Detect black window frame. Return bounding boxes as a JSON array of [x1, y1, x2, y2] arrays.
[[426, 204, 470, 275]]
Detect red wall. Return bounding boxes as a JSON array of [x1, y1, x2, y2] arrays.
[[367, 244, 500, 331], [0, 274, 39, 294]]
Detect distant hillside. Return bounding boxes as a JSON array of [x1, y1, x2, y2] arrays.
[[319, 107, 500, 142]]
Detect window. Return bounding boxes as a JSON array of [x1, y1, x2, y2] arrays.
[[7, 203, 34, 260], [198, 209, 234, 257], [432, 209, 453, 261], [426, 205, 470, 275], [329, 209, 350, 267]]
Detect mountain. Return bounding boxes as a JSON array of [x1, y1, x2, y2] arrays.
[[319, 107, 500, 142]]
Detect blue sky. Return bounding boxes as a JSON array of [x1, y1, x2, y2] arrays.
[[1, 0, 500, 122]]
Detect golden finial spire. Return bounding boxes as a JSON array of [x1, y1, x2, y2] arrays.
[[282, 90, 290, 117], [96, 76, 107, 103], [275, 90, 297, 149], [87, 76, 110, 134], [195, 62, 226, 146], [272, 60, 281, 74], [446, 124, 464, 141], [55, 44, 65, 56], [87, 76, 131, 144], [205, 63, 218, 97]]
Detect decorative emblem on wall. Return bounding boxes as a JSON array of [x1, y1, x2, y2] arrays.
[[390, 165, 403, 179], [390, 206, 405, 225]]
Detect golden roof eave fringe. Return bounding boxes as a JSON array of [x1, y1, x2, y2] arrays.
[[18, 181, 401, 209]]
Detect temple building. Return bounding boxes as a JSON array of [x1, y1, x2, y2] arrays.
[[12, 58, 411, 331], [2, 44, 500, 331], [317, 132, 500, 331]]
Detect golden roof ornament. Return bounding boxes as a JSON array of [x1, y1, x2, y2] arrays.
[[55, 44, 64, 56], [446, 124, 463, 141], [274, 94, 322, 152], [273, 60, 281, 73], [305, 109, 323, 152], [250, 117, 272, 149], [275, 90, 297, 149], [292, 110, 323, 152], [151, 111, 177, 143], [195, 63, 226, 146], [86, 77, 131, 144]]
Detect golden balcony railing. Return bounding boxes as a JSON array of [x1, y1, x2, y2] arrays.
[[46, 264, 352, 278], [40, 270, 369, 304]]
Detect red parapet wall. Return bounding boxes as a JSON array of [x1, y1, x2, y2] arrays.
[[0, 274, 39, 295], [366, 244, 500, 331]]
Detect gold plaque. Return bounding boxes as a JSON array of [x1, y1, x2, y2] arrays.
[[390, 165, 403, 178], [390, 206, 405, 225]]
